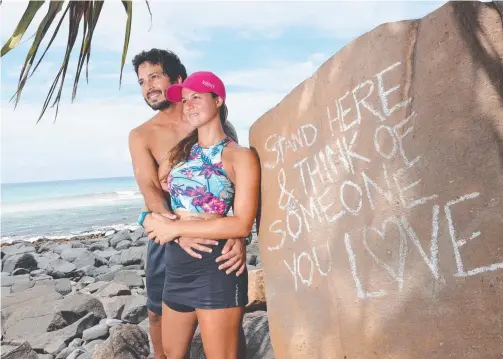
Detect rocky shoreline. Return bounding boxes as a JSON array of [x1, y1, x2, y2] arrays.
[[1, 227, 273, 359]]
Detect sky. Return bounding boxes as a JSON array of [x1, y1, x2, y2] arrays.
[[1, 0, 446, 184]]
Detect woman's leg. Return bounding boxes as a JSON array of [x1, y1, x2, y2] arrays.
[[196, 307, 245, 359], [161, 302, 198, 359]]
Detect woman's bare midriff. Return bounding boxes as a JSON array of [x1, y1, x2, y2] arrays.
[[173, 210, 223, 221]]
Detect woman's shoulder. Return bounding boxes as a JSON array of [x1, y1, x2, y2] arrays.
[[224, 142, 258, 165], [225, 141, 252, 155]]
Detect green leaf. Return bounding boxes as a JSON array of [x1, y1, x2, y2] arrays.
[[47, 3, 87, 121], [119, 0, 133, 89], [84, 1, 105, 84], [35, 2, 85, 122], [29, 3, 69, 77], [1, 1, 45, 57], [145, 0, 152, 31], [10, 0, 65, 108], [72, 1, 93, 100], [4, 0, 152, 123]]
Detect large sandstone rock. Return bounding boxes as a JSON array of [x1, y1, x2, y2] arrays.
[[249, 2, 503, 359], [247, 269, 266, 310]]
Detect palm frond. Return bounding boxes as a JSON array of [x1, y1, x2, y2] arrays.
[[72, 1, 104, 100], [145, 0, 152, 31], [43, 2, 87, 123], [9, 1, 65, 109], [1, 1, 45, 56], [1, 0, 152, 123], [119, 0, 133, 89]]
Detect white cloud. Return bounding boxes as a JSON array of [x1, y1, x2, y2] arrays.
[[85, 1, 203, 66], [226, 90, 286, 145], [222, 53, 328, 92], [221, 52, 331, 145], [121, 1, 446, 41], [2, 1, 445, 81], [96, 70, 142, 87], [2, 1, 445, 56], [1, 95, 151, 183]]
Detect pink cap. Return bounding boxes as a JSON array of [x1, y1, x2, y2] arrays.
[[165, 71, 226, 103]]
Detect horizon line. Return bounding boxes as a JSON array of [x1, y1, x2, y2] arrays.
[[1, 175, 136, 186]]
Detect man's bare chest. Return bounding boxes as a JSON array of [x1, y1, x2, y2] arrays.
[[149, 130, 191, 165]]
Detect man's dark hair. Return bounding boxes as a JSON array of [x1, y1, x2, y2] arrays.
[[132, 49, 187, 83]]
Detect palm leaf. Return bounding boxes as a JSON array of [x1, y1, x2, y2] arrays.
[[72, 1, 105, 100], [9, 1, 65, 109], [145, 0, 152, 31], [29, 3, 69, 77], [1, 0, 152, 122], [119, 0, 133, 89], [71, 1, 92, 100], [38, 2, 86, 122], [84, 2, 105, 85], [1, 1, 45, 56]]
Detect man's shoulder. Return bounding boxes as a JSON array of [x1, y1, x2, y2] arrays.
[[132, 114, 158, 132], [130, 114, 163, 140]]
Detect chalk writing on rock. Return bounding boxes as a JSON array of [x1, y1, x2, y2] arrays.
[[262, 60, 503, 299]]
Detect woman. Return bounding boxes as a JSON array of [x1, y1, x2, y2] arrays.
[[148, 71, 260, 359]]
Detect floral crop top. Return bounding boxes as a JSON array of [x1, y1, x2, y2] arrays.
[[166, 138, 234, 216]]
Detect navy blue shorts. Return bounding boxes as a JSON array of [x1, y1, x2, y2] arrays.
[[162, 239, 248, 310], [145, 240, 166, 316]]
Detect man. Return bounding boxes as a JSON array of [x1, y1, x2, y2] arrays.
[[128, 49, 247, 359]]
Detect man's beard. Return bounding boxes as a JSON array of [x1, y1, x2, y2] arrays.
[[145, 98, 171, 111], [144, 90, 172, 110]]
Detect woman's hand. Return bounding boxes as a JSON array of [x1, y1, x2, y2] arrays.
[[146, 212, 180, 245]]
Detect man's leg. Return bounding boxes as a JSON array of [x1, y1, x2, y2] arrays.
[[146, 240, 168, 359], [148, 310, 165, 359]]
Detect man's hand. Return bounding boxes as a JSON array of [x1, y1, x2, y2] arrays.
[[216, 237, 246, 276], [177, 216, 218, 259], [178, 237, 219, 259]]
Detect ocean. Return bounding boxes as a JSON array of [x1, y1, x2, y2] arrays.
[[1, 176, 145, 243]]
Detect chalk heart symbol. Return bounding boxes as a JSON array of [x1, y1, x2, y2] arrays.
[[363, 217, 407, 290]]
